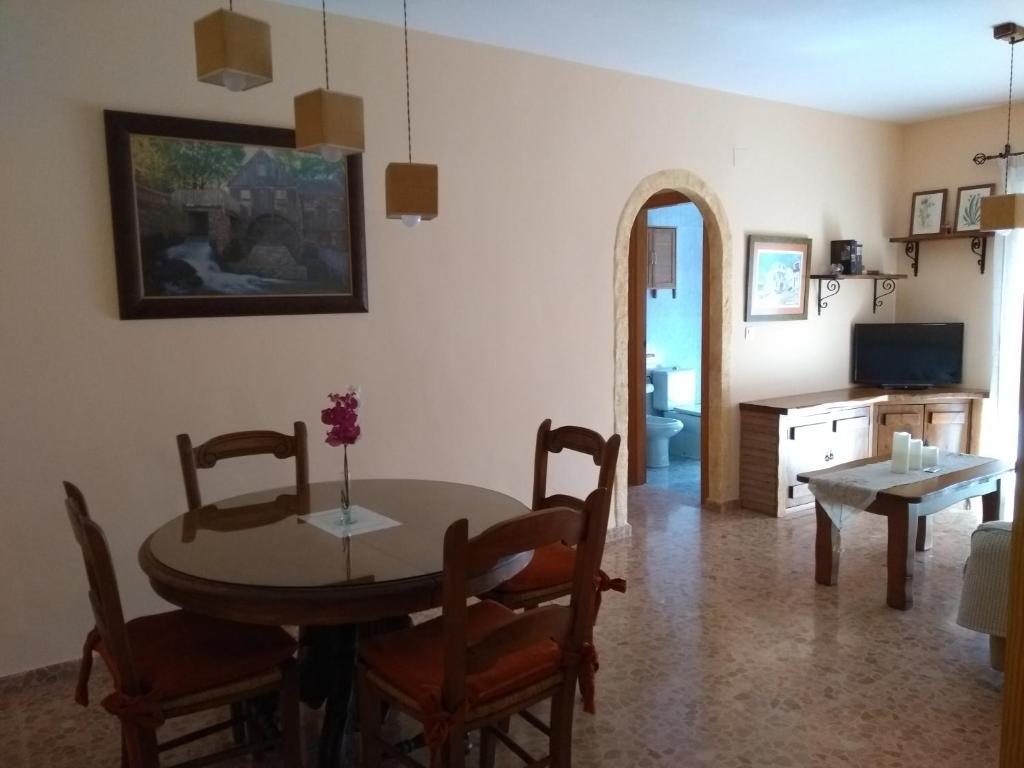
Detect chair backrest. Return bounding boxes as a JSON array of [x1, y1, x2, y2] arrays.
[[64, 482, 142, 696], [532, 419, 620, 512], [439, 487, 608, 712], [177, 421, 309, 510]]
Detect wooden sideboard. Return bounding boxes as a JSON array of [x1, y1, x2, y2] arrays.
[[739, 387, 987, 517]]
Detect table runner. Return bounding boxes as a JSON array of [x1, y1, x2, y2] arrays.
[[300, 504, 401, 538], [808, 453, 995, 529]]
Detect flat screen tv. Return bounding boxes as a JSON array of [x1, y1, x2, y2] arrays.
[[851, 323, 964, 388]]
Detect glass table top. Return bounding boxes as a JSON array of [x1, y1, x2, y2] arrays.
[[146, 479, 529, 589]]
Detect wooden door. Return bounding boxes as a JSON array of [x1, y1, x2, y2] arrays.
[[875, 404, 924, 458], [832, 408, 872, 464], [627, 190, 689, 487], [923, 402, 970, 453]]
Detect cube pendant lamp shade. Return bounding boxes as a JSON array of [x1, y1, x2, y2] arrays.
[[980, 193, 1024, 231], [194, 9, 272, 91], [385, 163, 438, 220], [294, 89, 365, 156]]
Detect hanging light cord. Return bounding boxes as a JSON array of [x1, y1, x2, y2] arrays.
[[322, 0, 330, 90], [975, 37, 1024, 170], [404, 0, 413, 163], [1005, 42, 1015, 189]]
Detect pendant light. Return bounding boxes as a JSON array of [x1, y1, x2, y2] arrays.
[[194, 1, 272, 92], [385, 0, 438, 227], [294, 0, 365, 161], [975, 22, 1024, 231]]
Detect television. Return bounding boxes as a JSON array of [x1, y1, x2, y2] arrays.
[[851, 323, 964, 388]]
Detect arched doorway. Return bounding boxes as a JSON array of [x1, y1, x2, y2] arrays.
[[611, 170, 732, 533]]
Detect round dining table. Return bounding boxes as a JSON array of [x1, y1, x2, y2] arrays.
[[139, 478, 532, 767]]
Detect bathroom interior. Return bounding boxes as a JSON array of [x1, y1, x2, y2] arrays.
[[645, 201, 703, 504]]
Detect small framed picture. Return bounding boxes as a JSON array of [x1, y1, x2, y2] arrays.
[[954, 184, 995, 232], [909, 189, 947, 236], [744, 234, 811, 322]]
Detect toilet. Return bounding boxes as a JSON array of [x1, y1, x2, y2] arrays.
[[647, 368, 698, 468], [645, 414, 683, 467]]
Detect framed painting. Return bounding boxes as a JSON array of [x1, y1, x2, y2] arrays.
[[104, 110, 367, 319], [744, 235, 811, 322], [954, 183, 995, 232], [909, 189, 947, 236]]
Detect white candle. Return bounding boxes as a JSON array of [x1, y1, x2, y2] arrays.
[[908, 438, 923, 470], [891, 431, 911, 473], [922, 445, 939, 468]]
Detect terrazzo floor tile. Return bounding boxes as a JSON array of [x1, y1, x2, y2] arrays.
[[0, 483, 1002, 766]]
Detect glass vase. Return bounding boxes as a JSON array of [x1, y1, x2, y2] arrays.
[[340, 445, 352, 526]]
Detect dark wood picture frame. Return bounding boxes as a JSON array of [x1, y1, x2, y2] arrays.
[[909, 188, 947, 236], [744, 234, 811, 322], [104, 110, 367, 319], [954, 183, 995, 232]]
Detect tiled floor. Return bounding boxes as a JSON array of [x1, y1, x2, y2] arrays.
[[1, 484, 1002, 767], [645, 458, 700, 505]]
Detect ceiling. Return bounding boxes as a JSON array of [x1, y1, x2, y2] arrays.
[[271, 0, 1021, 123]]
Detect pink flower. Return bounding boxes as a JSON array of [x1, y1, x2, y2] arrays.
[[323, 386, 360, 446]]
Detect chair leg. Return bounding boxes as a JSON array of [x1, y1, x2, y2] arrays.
[[445, 725, 466, 768], [121, 723, 159, 768], [280, 663, 303, 768], [358, 665, 383, 768], [549, 683, 576, 768], [480, 717, 508, 768], [230, 702, 246, 744]]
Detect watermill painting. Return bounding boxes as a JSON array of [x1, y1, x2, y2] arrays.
[[104, 111, 366, 319], [744, 234, 811, 322]]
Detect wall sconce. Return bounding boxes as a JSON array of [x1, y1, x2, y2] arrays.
[[194, 2, 272, 92], [385, 0, 438, 226], [975, 22, 1024, 231], [294, 0, 364, 160]]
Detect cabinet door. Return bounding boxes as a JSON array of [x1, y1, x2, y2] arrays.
[[648, 226, 676, 290], [924, 402, 970, 453], [783, 418, 833, 508], [832, 408, 871, 464], [875, 405, 924, 458]]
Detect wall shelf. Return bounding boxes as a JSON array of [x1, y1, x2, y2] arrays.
[[808, 273, 907, 315], [888, 231, 994, 276]]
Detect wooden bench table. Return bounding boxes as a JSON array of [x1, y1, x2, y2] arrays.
[[797, 456, 1011, 610]]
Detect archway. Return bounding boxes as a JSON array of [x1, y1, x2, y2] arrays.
[[611, 170, 732, 534]]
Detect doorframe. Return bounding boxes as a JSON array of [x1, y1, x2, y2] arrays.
[[611, 170, 733, 532], [627, 190, 690, 487]]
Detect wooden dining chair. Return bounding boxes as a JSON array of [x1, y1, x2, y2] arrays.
[[64, 482, 302, 768], [358, 487, 608, 768], [177, 421, 308, 510], [485, 419, 623, 613]]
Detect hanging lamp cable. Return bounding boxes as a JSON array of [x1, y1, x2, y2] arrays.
[[322, 0, 330, 90], [404, 0, 413, 164], [974, 35, 1023, 169]]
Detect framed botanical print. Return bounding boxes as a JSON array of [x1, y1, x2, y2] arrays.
[[909, 189, 947, 236], [104, 110, 367, 319], [744, 234, 811, 322], [954, 184, 995, 232]]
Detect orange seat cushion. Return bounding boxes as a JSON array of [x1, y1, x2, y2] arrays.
[[359, 600, 561, 714], [104, 610, 296, 701], [493, 543, 575, 594]]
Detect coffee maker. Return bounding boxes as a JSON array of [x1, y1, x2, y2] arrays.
[[830, 240, 863, 275]]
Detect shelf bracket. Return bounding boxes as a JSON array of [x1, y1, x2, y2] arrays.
[[971, 236, 986, 274], [816, 277, 841, 315], [904, 241, 919, 276], [872, 278, 897, 314]]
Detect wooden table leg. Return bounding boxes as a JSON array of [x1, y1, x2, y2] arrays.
[[887, 507, 916, 610], [815, 501, 840, 586], [916, 515, 933, 552], [982, 482, 1002, 522]]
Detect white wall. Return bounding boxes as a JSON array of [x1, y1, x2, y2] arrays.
[[896, 104, 1024, 389], [0, 0, 903, 675]]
